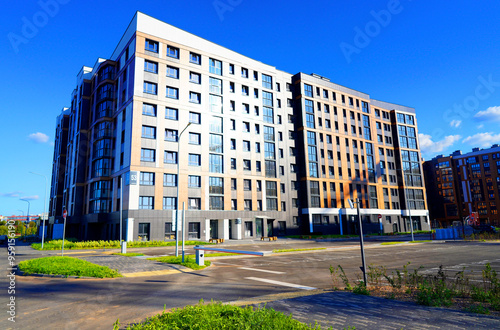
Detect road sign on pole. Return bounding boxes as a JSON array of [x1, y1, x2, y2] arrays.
[[378, 214, 382, 219]]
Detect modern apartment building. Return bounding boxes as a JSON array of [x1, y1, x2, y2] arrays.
[[424, 145, 500, 228], [48, 12, 429, 241]]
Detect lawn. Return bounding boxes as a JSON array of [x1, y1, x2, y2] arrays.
[[119, 300, 322, 329], [147, 255, 211, 270], [19, 256, 122, 278], [273, 248, 327, 253], [112, 252, 144, 257], [32, 239, 212, 250]]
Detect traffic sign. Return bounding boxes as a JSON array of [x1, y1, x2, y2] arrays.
[[377, 214, 382, 219], [63, 209, 67, 219]]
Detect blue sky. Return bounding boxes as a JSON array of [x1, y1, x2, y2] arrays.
[[2, 0, 500, 216]]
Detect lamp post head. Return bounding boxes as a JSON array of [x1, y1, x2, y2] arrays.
[[348, 199, 354, 209]]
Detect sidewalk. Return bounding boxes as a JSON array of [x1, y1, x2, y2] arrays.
[[256, 291, 500, 329]]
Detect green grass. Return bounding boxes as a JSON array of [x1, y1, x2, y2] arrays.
[[19, 256, 122, 278], [112, 252, 144, 257], [32, 239, 213, 250], [409, 240, 432, 244], [285, 234, 356, 239], [147, 255, 211, 270], [380, 242, 406, 245], [120, 300, 322, 329], [273, 248, 327, 253]]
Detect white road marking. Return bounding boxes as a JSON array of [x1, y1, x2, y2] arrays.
[[238, 267, 286, 274], [245, 277, 317, 290]]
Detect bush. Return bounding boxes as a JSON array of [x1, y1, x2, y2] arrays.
[[121, 300, 321, 329], [19, 256, 122, 278], [32, 239, 212, 250]]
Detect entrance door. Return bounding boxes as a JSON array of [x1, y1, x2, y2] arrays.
[[210, 220, 218, 239], [229, 220, 233, 239], [267, 219, 274, 237], [393, 223, 398, 233], [278, 221, 286, 235], [245, 221, 253, 237], [256, 219, 263, 237]]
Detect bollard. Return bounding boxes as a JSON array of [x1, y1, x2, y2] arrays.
[[195, 246, 204, 266], [121, 241, 127, 254]]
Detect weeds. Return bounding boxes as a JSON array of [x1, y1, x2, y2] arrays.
[[329, 262, 500, 314]]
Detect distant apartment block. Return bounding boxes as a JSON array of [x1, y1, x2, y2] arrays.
[[423, 145, 500, 227], [48, 12, 429, 241]]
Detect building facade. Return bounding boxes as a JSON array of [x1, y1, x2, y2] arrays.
[[423, 146, 500, 228], [49, 12, 429, 241]]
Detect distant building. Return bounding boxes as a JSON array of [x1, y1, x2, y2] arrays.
[[49, 12, 429, 241], [423, 145, 500, 227]]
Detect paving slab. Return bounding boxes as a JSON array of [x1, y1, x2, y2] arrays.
[[262, 291, 500, 329]]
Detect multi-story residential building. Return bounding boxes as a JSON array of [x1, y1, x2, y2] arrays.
[[48, 12, 429, 241], [424, 145, 500, 227]]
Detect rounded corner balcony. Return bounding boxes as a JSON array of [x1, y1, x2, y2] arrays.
[[96, 62, 117, 85]]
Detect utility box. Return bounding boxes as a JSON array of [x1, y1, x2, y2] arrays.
[[195, 246, 204, 266]]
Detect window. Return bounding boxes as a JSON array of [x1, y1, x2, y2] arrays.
[[166, 45, 179, 59], [243, 122, 250, 132], [144, 60, 158, 73], [244, 179, 252, 190], [188, 198, 201, 210], [242, 85, 249, 96], [188, 154, 201, 166], [243, 160, 251, 171], [244, 200, 252, 211], [241, 67, 248, 78], [142, 103, 156, 116], [140, 172, 154, 185], [243, 103, 250, 114], [188, 222, 200, 239], [189, 112, 201, 124], [262, 74, 272, 89], [141, 148, 155, 162], [229, 82, 235, 93], [188, 175, 201, 187], [189, 132, 201, 145], [190, 92, 201, 104], [230, 139, 236, 150], [209, 58, 222, 75], [166, 66, 179, 79], [254, 89, 259, 98], [209, 154, 223, 173], [166, 86, 179, 99], [189, 52, 201, 64], [163, 197, 176, 210], [165, 107, 178, 120], [255, 142, 261, 153], [304, 84, 313, 97], [139, 196, 154, 209], [165, 129, 178, 142], [256, 161, 261, 172], [231, 158, 236, 169], [145, 39, 158, 53], [164, 150, 177, 164], [144, 82, 157, 95], [229, 64, 234, 74], [243, 140, 251, 151], [164, 173, 177, 187], [189, 72, 201, 84], [142, 126, 156, 139]]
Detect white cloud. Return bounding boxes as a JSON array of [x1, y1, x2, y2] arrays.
[[419, 133, 461, 154], [474, 106, 500, 122], [28, 132, 49, 143], [462, 132, 500, 148], [0, 191, 23, 198], [449, 120, 462, 128], [20, 195, 39, 201], [477, 124, 484, 129]]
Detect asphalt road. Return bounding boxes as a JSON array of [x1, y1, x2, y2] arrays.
[[2, 239, 500, 329]]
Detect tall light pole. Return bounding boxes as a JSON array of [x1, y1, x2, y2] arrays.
[[176, 122, 192, 258], [20, 199, 30, 238], [349, 198, 368, 286], [30, 172, 48, 248]]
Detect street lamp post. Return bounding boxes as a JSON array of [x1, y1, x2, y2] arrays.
[[176, 122, 192, 258], [20, 199, 30, 239], [348, 198, 368, 286], [30, 172, 48, 249]]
